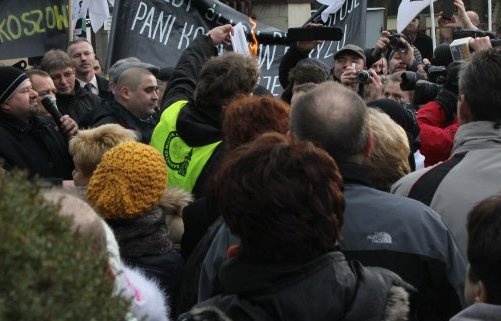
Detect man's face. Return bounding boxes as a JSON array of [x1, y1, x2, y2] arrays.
[[30, 74, 57, 116], [93, 60, 102, 76], [1, 79, 39, 122], [389, 53, 407, 74], [125, 74, 159, 119], [68, 41, 96, 76], [404, 18, 419, 34], [72, 165, 91, 187], [333, 53, 365, 80], [370, 57, 388, 76], [384, 80, 412, 104], [49, 67, 76, 95]]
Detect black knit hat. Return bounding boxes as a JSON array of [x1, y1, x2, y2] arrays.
[[0, 66, 28, 105]]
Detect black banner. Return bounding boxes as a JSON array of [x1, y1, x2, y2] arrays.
[[108, 0, 367, 96], [0, 0, 69, 59]]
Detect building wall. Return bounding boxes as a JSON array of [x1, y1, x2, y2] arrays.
[[253, 3, 311, 30]]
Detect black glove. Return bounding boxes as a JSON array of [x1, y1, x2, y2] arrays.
[[434, 88, 458, 123]]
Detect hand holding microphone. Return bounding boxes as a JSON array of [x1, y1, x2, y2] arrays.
[[41, 95, 63, 126], [40, 95, 78, 137]]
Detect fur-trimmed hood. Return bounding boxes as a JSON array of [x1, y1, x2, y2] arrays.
[[106, 187, 192, 258], [158, 187, 192, 246]]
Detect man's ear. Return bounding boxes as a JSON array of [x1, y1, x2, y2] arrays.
[[458, 94, 472, 125], [118, 85, 130, 100], [477, 280, 488, 303]]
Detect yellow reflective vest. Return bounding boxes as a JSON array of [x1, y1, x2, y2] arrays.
[[151, 100, 221, 193]]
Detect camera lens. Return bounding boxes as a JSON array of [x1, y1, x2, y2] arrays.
[[356, 70, 370, 83]]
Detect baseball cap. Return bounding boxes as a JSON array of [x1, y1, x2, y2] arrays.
[[334, 44, 366, 64]]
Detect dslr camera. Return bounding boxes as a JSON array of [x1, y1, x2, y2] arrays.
[[388, 33, 407, 51], [355, 70, 371, 84]]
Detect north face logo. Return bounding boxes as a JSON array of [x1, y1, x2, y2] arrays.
[[367, 232, 392, 244]]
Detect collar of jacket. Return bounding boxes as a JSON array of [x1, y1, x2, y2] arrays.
[[337, 161, 373, 187], [453, 121, 501, 155]]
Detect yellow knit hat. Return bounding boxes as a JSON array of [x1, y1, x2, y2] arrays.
[[87, 142, 168, 218]]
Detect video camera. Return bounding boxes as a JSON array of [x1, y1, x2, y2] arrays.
[[400, 64, 447, 105]]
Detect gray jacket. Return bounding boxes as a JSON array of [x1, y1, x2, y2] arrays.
[[392, 121, 501, 255]]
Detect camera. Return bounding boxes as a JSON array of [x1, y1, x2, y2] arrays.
[[355, 70, 371, 84], [400, 71, 443, 105], [388, 33, 407, 51], [425, 65, 447, 84]]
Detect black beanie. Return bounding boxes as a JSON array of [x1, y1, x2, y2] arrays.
[[0, 66, 28, 106]]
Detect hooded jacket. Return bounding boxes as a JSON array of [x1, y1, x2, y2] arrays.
[[152, 35, 224, 199]]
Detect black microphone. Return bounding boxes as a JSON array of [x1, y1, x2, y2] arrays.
[[41, 95, 63, 126]]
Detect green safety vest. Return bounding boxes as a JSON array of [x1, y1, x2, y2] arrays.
[[151, 100, 221, 193]]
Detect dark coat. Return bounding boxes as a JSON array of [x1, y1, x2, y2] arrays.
[[0, 112, 73, 183], [85, 100, 157, 144], [95, 75, 113, 102], [56, 81, 102, 127], [105, 187, 191, 314], [180, 252, 411, 321]]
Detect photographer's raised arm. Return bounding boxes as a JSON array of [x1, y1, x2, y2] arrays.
[[279, 23, 323, 89]]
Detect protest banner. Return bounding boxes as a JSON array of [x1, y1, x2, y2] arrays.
[[108, 0, 367, 95], [0, 0, 69, 59]]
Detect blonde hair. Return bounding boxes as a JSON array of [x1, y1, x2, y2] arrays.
[[366, 108, 411, 190], [43, 189, 107, 254], [69, 124, 137, 175]]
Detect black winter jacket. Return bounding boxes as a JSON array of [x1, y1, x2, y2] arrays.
[[0, 112, 73, 182]]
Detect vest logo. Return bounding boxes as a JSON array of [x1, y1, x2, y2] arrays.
[[367, 232, 392, 244], [163, 131, 192, 176]]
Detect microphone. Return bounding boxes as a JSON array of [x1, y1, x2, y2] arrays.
[[41, 95, 63, 126]]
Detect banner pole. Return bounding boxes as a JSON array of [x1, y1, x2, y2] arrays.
[[429, 0, 436, 51], [68, 0, 73, 42], [488, 0, 492, 31]]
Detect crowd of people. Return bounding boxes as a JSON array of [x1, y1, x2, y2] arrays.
[[1, 0, 501, 320]]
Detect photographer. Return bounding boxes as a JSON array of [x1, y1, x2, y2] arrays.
[[417, 62, 463, 166], [279, 24, 388, 100]]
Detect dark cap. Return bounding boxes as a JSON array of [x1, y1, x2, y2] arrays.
[[334, 44, 366, 64], [0, 66, 28, 105]]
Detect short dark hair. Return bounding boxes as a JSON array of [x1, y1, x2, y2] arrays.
[[214, 133, 345, 264], [25, 69, 50, 79], [223, 95, 290, 150], [459, 48, 501, 124], [467, 193, 501, 304], [39, 49, 73, 73], [289, 81, 369, 162], [194, 52, 259, 109]]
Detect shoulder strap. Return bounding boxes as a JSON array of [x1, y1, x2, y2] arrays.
[[408, 152, 468, 206]]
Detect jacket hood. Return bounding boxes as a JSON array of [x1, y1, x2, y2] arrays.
[[176, 102, 223, 146]]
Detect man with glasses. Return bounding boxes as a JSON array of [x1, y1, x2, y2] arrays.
[[39, 49, 101, 127]]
